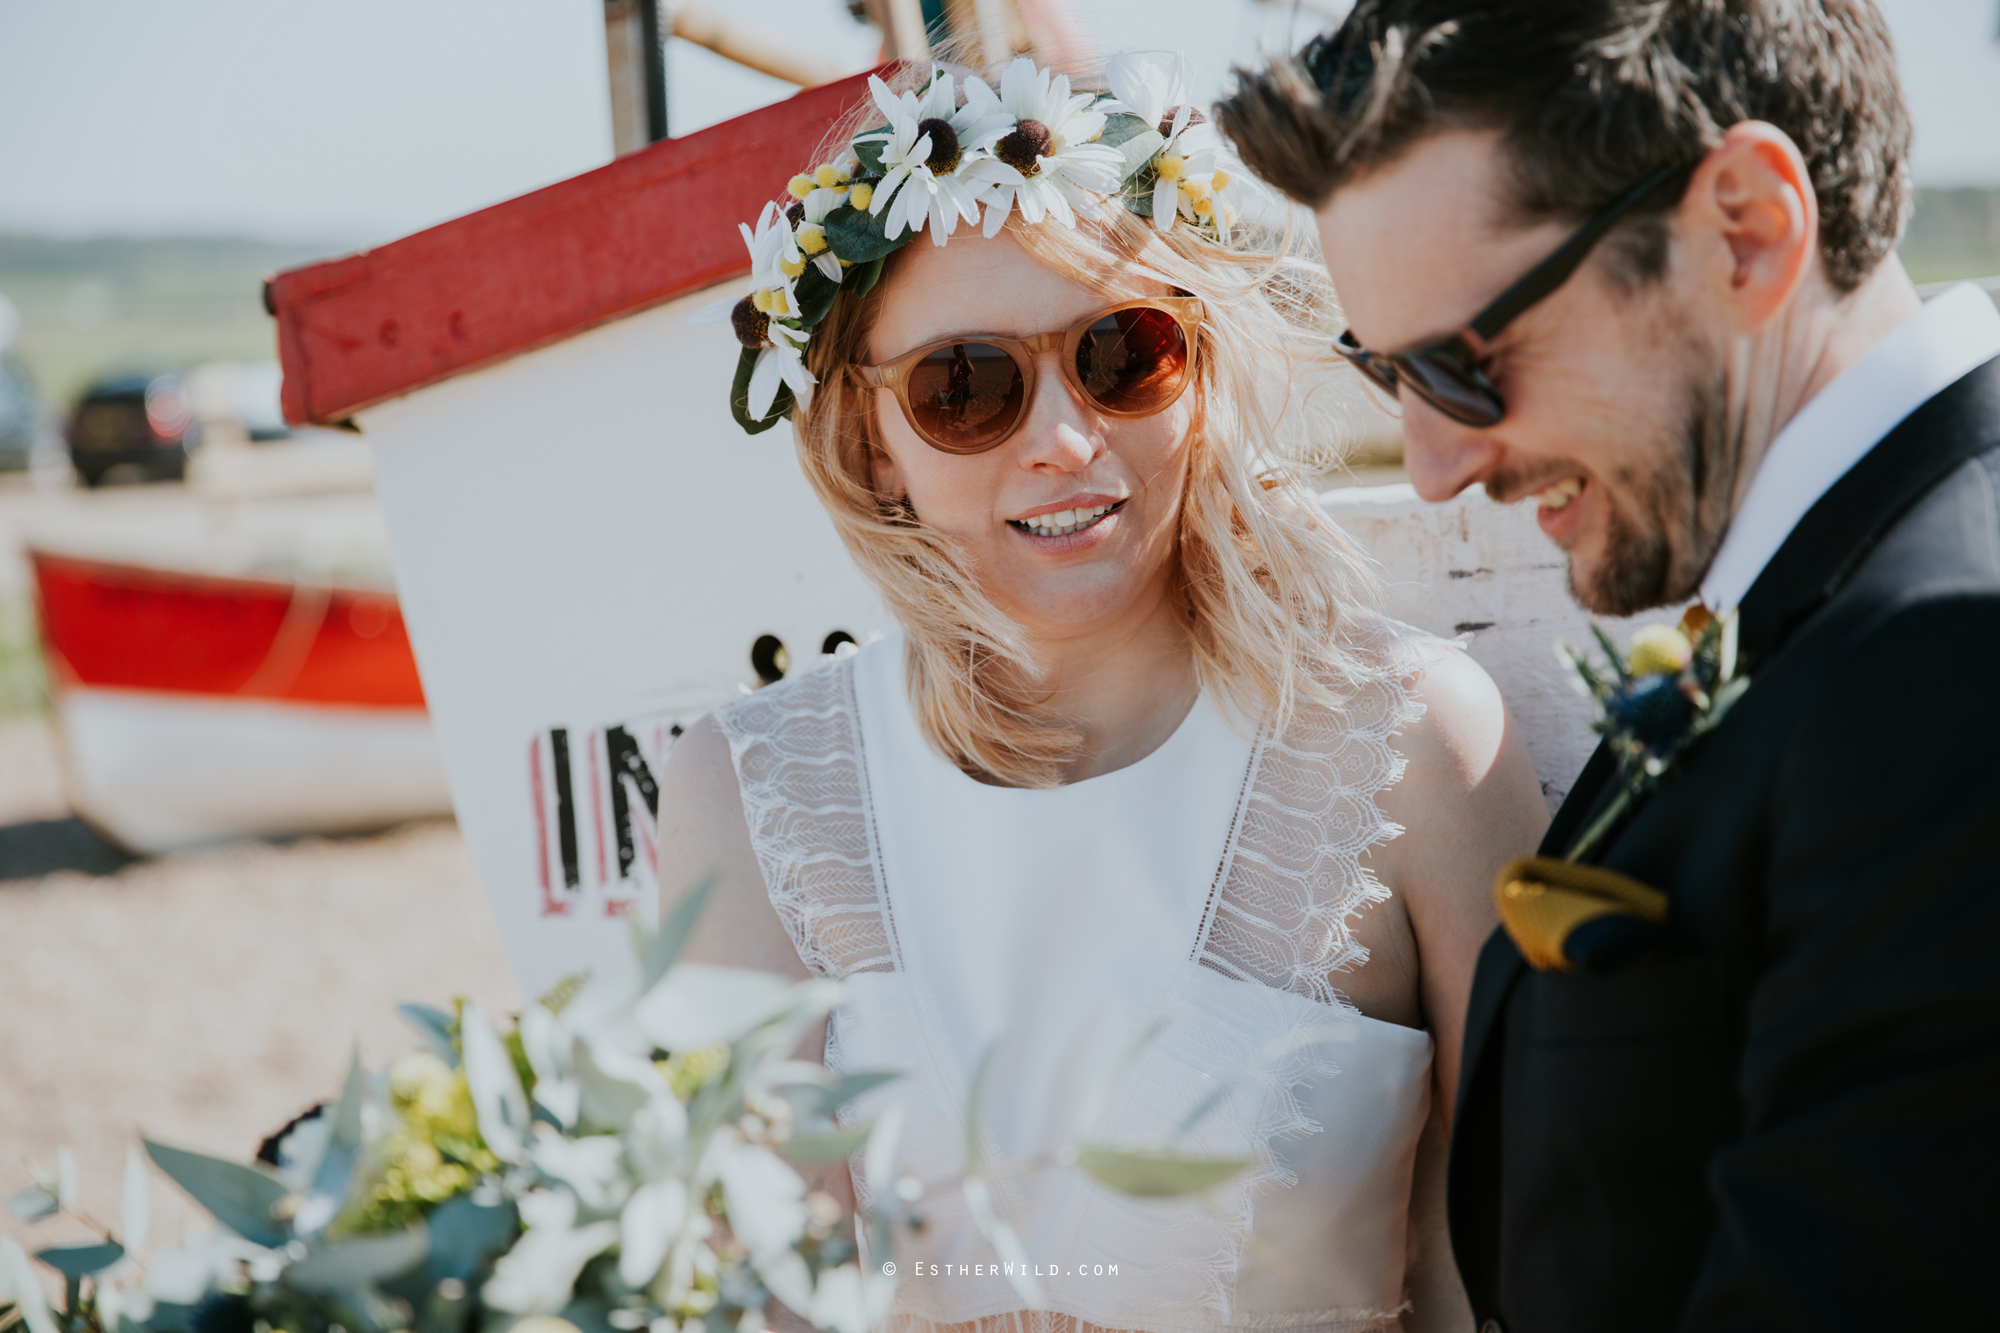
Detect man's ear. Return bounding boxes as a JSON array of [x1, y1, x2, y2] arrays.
[[1681, 120, 1819, 328]]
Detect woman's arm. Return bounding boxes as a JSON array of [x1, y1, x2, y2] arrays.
[[1376, 644, 1549, 1333], [655, 712, 806, 979]]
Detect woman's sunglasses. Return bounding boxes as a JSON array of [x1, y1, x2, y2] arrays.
[[850, 297, 1204, 455], [1333, 161, 1695, 427]]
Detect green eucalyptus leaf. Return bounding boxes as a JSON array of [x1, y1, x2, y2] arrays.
[[1074, 1147, 1252, 1197], [772, 1124, 874, 1163], [142, 1140, 290, 1248], [791, 1069, 900, 1120], [1096, 112, 1155, 149], [852, 134, 888, 177], [822, 203, 901, 265], [1111, 127, 1165, 179], [793, 264, 840, 328], [644, 875, 716, 990], [423, 1193, 518, 1284], [32, 1243, 124, 1279], [572, 1041, 648, 1132], [851, 254, 886, 299], [302, 1050, 369, 1230], [5, 1187, 58, 1222], [730, 346, 794, 436], [398, 1004, 460, 1068], [287, 1226, 429, 1294]]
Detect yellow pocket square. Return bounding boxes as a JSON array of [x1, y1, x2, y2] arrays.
[[1494, 856, 1670, 972]]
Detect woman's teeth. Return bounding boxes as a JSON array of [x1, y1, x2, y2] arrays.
[[1533, 477, 1584, 511], [1016, 503, 1115, 537]]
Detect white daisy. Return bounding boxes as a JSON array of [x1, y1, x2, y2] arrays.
[[961, 57, 1126, 238], [1103, 51, 1225, 234], [857, 71, 1010, 245], [746, 319, 814, 420]]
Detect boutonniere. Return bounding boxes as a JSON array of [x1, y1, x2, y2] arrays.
[[1496, 605, 1750, 972]]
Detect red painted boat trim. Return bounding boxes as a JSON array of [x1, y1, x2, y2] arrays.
[[268, 71, 880, 427], [31, 551, 427, 708]]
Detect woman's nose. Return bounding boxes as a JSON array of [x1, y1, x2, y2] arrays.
[[1012, 352, 1100, 472]]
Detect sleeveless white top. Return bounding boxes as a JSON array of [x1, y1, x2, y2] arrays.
[[718, 634, 1433, 1333]]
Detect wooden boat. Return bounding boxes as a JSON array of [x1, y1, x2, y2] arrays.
[[30, 545, 451, 853]]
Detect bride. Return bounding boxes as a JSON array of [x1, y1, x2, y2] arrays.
[[659, 53, 1547, 1333]]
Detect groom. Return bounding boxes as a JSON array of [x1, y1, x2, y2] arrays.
[[1219, 2, 2000, 1329]]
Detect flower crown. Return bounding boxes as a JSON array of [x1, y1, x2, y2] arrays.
[[697, 53, 1243, 435]]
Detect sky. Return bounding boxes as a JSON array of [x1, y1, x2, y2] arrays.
[[0, 0, 1996, 249]]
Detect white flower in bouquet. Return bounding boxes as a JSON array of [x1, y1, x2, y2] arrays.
[[962, 57, 1126, 235]]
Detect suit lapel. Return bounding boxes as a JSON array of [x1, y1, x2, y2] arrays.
[[1737, 354, 2000, 665]]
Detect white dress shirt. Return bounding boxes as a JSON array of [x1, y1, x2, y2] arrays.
[[1699, 282, 2000, 613]]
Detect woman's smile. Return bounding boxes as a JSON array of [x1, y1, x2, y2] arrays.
[[1006, 496, 1129, 548]]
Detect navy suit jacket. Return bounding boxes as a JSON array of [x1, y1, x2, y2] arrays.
[[1446, 356, 2000, 1331]]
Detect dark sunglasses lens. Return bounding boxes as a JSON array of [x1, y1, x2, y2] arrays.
[[1396, 348, 1505, 426], [1337, 343, 1400, 397], [1074, 307, 1190, 415], [907, 342, 1026, 452]]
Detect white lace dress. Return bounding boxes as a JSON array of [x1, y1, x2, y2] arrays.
[[716, 634, 1434, 1333]]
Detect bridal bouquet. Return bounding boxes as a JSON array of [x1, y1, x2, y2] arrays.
[[3, 886, 1251, 1333]]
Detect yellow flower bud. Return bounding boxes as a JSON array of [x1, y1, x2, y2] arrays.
[[796, 222, 828, 255], [815, 163, 848, 189], [1155, 153, 1185, 181], [1183, 182, 1214, 215], [849, 181, 874, 211], [1627, 623, 1693, 677], [1211, 169, 1231, 191], [752, 288, 776, 314], [779, 255, 806, 277], [787, 174, 815, 200]]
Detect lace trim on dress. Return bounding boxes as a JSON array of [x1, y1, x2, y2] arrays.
[[716, 660, 898, 979]]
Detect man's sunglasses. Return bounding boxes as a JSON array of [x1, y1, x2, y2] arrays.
[[1334, 161, 1695, 427], [850, 298, 1204, 455]]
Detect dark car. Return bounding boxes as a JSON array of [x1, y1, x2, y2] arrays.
[[64, 373, 197, 486]]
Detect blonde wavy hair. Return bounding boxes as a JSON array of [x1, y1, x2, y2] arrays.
[[792, 60, 1390, 788]]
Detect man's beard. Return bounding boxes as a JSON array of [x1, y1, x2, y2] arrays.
[[1573, 361, 1742, 617]]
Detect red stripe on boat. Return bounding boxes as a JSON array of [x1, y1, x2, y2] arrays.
[[267, 70, 880, 427], [31, 551, 427, 707]]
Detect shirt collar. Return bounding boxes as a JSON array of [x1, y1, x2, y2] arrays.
[[1698, 281, 2000, 613]]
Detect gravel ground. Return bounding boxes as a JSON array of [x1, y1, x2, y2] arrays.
[[0, 711, 521, 1263]]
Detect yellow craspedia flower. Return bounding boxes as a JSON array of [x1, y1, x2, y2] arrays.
[[787, 174, 815, 200], [1182, 182, 1215, 216], [1627, 623, 1693, 677], [814, 163, 848, 189], [1154, 153, 1186, 181], [795, 223, 828, 255], [660, 1044, 730, 1100], [1211, 169, 1231, 191], [752, 288, 777, 314], [779, 255, 806, 278], [849, 181, 874, 211]]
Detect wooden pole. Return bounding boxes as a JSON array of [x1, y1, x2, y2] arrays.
[[868, 0, 932, 63], [670, 4, 853, 87]]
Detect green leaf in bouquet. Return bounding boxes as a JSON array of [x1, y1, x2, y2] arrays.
[[643, 875, 716, 990], [852, 134, 888, 179], [300, 1050, 369, 1235], [461, 1001, 531, 1167], [772, 1124, 873, 1163], [785, 1069, 900, 1121], [399, 1004, 462, 1069], [1590, 624, 1631, 686], [31, 1242, 124, 1278], [287, 1225, 430, 1294], [4, 1186, 58, 1222], [143, 1140, 291, 1249], [1073, 1147, 1251, 1197], [793, 265, 840, 329], [633, 964, 798, 1051], [423, 1191, 519, 1284], [821, 204, 899, 265]]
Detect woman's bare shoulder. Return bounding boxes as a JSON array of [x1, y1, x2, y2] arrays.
[[1380, 637, 1546, 850], [656, 711, 806, 978]]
